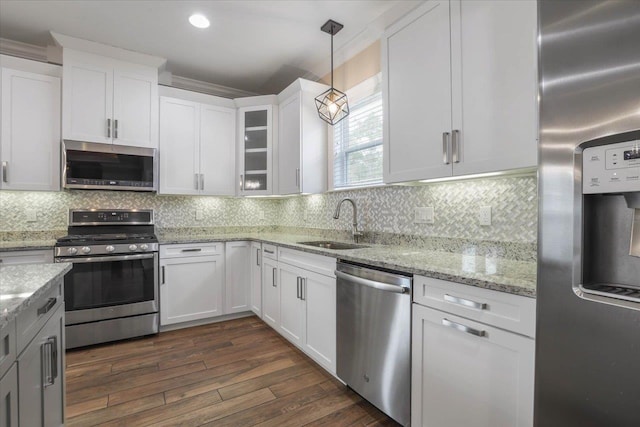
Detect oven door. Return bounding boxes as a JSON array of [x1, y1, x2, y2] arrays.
[[55, 253, 158, 325]]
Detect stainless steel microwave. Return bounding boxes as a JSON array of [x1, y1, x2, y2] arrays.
[[62, 141, 157, 191]]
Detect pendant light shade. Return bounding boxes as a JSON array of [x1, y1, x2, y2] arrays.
[[315, 19, 349, 125]]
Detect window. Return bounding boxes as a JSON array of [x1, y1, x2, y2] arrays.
[[332, 74, 383, 189]]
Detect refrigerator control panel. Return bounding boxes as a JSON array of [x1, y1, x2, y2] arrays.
[[583, 140, 640, 194]]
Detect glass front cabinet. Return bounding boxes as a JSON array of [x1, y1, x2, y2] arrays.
[[237, 105, 275, 195]]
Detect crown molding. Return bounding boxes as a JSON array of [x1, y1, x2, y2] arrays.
[[169, 74, 258, 99], [0, 38, 49, 62]]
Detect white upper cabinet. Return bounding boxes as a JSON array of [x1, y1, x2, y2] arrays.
[[1, 65, 61, 191], [159, 88, 236, 196], [277, 78, 328, 195], [383, 0, 538, 183], [236, 100, 276, 196], [62, 49, 158, 148], [383, 0, 453, 183]]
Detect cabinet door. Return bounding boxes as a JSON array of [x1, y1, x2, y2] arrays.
[[18, 304, 65, 427], [278, 93, 302, 195], [0, 364, 18, 427], [62, 51, 113, 144], [159, 97, 200, 195], [250, 242, 262, 317], [412, 304, 534, 427], [238, 106, 273, 196], [450, 0, 538, 175], [160, 255, 223, 325], [302, 270, 336, 374], [224, 241, 251, 314], [383, 0, 453, 183], [278, 262, 304, 347], [112, 67, 158, 148], [261, 257, 280, 329], [1, 68, 60, 191], [200, 104, 236, 195]]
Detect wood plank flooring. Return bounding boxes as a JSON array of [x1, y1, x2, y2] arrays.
[[65, 316, 398, 426]]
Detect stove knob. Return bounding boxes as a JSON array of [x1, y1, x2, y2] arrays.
[[129, 244, 138, 251], [81, 246, 91, 254], [140, 244, 149, 251], [105, 245, 115, 253], [67, 247, 78, 255]]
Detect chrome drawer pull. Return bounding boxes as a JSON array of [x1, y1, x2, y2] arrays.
[[272, 268, 277, 287], [37, 298, 57, 316], [442, 318, 486, 337], [181, 248, 202, 252], [264, 249, 275, 254], [444, 294, 486, 310]]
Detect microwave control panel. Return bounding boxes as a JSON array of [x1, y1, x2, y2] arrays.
[[583, 140, 640, 194]]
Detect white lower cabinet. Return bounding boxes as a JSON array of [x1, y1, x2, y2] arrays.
[[0, 363, 18, 427], [412, 289, 535, 427], [159, 243, 224, 325], [250, 242, 262, 316], [274, 248, 337, 374], [18, 304, 65, 427], [261, 255, 280, 329], [224, 241, 251, 314]]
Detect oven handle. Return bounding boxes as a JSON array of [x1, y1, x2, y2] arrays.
[[55, 253, 156, 263]]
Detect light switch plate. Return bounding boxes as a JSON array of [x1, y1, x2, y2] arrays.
[[414, 207, 434, 224], [195, 209, 204, 221], [479, 206, 492, 226], [25, 208, 38, 222], [259, 210, 265, 221]]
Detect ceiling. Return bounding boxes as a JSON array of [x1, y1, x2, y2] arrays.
[[0, 0, 418, 95]]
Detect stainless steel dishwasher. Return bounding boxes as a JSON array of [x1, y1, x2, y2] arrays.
[[335, 260, 412, 426]]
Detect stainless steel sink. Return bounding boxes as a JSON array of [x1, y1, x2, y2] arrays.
[[297, 240, 369, 250]]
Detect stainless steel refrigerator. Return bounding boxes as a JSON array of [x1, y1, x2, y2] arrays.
[[537, 1, 640, 426]]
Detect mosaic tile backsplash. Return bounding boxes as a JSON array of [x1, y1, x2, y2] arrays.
[[0, 174, 537, 245]]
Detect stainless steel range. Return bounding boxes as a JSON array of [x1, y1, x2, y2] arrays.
[[54, 209, 159, 349]]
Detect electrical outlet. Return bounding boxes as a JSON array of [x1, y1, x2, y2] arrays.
[[25, 208, 38, 222], [303, 211, 308, 222], [479, 206, 492, 226], [195, 209, 204, 221], [259, 210, 265, 220], [414, 207, 434, 224]]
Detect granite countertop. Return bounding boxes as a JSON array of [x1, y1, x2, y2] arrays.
[[159, 232, 537, 298], [0, 232, 536, 298], [0, 263, 72, 328]]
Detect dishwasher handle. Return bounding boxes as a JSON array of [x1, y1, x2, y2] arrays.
[[335, 270, 409, 294]]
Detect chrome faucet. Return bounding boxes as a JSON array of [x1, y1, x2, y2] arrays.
[[333, 198, 363, 243]]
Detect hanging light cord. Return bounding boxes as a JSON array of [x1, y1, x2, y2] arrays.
[[330, 23, 334, 89]]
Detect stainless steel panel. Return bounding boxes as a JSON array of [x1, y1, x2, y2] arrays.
[[65, 313, 158, 349], [336, 262, 411, 426], [65, 300, 158, 325], [537, 1, 640, 425], [631, 209, 640, 257]]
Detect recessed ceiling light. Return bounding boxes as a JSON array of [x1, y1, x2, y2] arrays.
[[189, 14, 210, 29]]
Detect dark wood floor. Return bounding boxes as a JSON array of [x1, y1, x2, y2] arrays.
[[65, 316, 398, 426]]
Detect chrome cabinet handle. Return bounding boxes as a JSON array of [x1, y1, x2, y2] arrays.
[[107, 118, 111, 138], [37, 298, 57, 316], [240, 174, 244, 191], [200, 174, 204, 191], [256, 248, 260, 266], [41, 336, 58, 387], [442, 318, 486, 337], [295, 168, 300, 188], [264, 249, 274, 254], [2, 161, 7, 183], [161, 266, 166, 284], [444, 294, 486, 310], [114, 119, 119, 139], [452, 129, 460, 163], [181, 248, 202, 252], [195, 173, 199, 190], [297, 277, 301, 299], [301, 278, 306, 301], [442, 132, 451, 165], [272, 268, 277, 287], [335, 270, 408, 294]]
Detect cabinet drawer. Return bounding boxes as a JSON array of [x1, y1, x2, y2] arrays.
[[262, 244, 278, 260], [15, 281, 63, 354], [0, 319, 16, 380], [278, 247, 336, 277], [160, 243, 223, 258], [414, 275, 536, 337]]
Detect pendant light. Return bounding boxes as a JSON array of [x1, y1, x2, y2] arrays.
[[315, 19, 349, 125]]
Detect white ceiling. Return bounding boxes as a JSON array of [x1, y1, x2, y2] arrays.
[[0, 0, 419, 95]]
